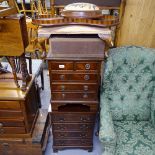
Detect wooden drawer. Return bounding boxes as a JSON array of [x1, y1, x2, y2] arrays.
[[51, 83, 98, 92], [75, 62, 100, 71], [0, 119, 24, 127], [49, 61, 73, 71], [52, 123, 93, 131], [0, 110, 23, 118], [51, 112, 96, 123], [53, 131, 92, 139], [52, 92, 98, 101], [0, 101, 21, 110], [53, 139, 92, 146], [0, 127, 26, 135], [50, 73, 99, 82]]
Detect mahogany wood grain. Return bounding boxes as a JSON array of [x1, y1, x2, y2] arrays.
[[0, 14, 28, 56], [51, 82, 98, 92], [0, 110, 50, 155], [52, 123, 93, 131]]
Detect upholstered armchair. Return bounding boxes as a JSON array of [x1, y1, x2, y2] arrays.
[[99, 46, 155, 155]]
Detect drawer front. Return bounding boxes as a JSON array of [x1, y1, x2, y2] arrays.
[[75, 62, 100, 71], [49, 61, 73, 71], [0, 119, 24, 127], [0, 110, 23, 118], [52, 92, 98, 101], [53, 123, 93, 131], [53, 139, 92, 146], [51, 112, 96, 123], [51, 73, 99, 82], [53, 131, 92, 139], [0, 127, 26, 135], [51, 83, 98, 92], [0, 101, 21, 110]]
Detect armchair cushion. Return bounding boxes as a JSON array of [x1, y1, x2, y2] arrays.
[[114, 121, 155, 155]]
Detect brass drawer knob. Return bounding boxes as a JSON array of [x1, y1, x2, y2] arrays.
[[59, 118, 65, 122], [0, 128, 4, 134], [62, 93, 65, 98], [85, 64, 91, 70], [83, 93, 88, 98], [60, 75, 65, 80], [84, 75, 90, 81], [84, 85, 88, 91], [61, 85, 65, 91], [0, 123, 3, 128]]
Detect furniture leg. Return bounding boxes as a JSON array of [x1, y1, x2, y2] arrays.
[[20, 54, 31, 91], [6, 56, 20, 88]]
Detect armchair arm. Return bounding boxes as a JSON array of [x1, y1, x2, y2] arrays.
[[99, 92, 116, 145], [151, 85, 155, 127]]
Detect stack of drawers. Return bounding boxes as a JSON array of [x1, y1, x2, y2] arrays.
[[0, 80, 39, 138], [0, 78, 50, 155], [48, 60, 102, 152]]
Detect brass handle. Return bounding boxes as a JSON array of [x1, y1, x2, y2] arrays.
[[59, 133, 66, 138], [0, 128, 4, 134], [2, 143, 9, 148], [80, 124, 89, 129], [61, 85, 65, 91], [59, 141, 65, 146], [83, 85, 88, 91], [85, 64, 90, 70], [83, 93, 88, 98], [62, 93, 65, 98], [80, 133, 87, 138], [81, 140, 86, 144], [59, 118, 65, 122], [84, 75, 90, 81], [81, 117, 90, 122], [57, 126, 65, 130], [60, 75, 65, 80], [0, 123, 3, 128]]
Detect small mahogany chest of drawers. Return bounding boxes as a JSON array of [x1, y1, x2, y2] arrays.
[[47, 34, 105, 152], [0, 77, 39, 138]]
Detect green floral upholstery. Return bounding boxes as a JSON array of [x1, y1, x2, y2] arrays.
[[99, 46, 155, 155], [114, 121, 155, 155]]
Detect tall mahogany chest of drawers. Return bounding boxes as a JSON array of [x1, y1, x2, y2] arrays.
[[47, 34, 105, 152]]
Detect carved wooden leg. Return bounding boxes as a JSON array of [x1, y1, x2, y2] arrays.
[[20, 54, 31, 91], [6, 56, 20, 88]]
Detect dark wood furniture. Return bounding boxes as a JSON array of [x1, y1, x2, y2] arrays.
[[0, 76, 39, 138], [0, 109, 50, 155], [47, 34, 105, 152], [0, 4, 32, 91]]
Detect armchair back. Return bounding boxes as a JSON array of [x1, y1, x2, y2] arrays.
[[102, 46, 155, 121]]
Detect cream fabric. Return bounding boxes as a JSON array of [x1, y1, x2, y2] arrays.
[[64, 3, 99, 11]]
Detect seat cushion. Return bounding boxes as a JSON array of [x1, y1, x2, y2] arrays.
[[114, 121, 155, 155]]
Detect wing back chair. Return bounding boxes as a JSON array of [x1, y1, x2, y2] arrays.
[[99, 46, 155, 155]]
